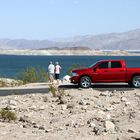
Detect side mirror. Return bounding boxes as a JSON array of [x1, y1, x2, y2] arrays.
[[93, 67, 97, 72]]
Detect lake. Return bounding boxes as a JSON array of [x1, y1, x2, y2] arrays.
[[0, 55, 140, 79]]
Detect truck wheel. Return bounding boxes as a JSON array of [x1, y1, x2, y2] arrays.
[[79, 76, 91, 88], [132, 76, 140, 88]]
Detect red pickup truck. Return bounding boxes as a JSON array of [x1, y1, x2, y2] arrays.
[[70, 60, 140, 88]]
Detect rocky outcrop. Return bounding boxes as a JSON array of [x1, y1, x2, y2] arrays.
[[0, 78, 23, 87]]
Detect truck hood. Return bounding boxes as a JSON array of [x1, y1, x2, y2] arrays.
[[72, 68, 90, 73]]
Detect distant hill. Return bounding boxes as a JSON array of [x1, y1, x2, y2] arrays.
[[0, 29, 140, 50]]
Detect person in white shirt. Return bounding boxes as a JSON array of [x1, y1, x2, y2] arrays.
[[48, 61, 55, 84], [55, 62, 61, 84]]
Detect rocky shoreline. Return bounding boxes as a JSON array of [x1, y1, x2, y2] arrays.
[[0, 49, 140, 56], [0, 78, 23, 87], [0, 84, 140, 140]]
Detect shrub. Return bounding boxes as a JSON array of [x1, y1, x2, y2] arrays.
[[0, 108, 17, 122], [0, 79, 7, 87], [18, 66, 49, 84], [48, 85, 66, 98], [67, 63, 83, 75], [48, 85, 66, 104], [10, 80, 23, 87], [57, 88, 66, 104], [48, 85, 58, 97], [58, 88, 65, 97]]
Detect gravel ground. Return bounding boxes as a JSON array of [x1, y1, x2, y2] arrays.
[[0, 85, 140, 140]]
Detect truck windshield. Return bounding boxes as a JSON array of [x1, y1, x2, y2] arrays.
[[89, 62, 98, 68]]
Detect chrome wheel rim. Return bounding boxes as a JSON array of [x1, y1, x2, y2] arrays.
[[81, 77, 91, 88], [133, 77, 140, 87]]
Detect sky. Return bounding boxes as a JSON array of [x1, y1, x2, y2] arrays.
[[0, 0, 140, 40]]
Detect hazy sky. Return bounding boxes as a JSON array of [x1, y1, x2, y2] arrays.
[[0, 0, 140, 39]]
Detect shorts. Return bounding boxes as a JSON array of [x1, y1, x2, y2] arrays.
[[55, 74, 60, 80], [49, 73, 54, 77]]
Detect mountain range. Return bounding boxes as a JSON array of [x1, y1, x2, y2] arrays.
[[0, 29, 140, 50]]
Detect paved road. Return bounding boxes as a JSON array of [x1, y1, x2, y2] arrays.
[[0, 87, 48, 96], [59, 83, 135, 92], [0, 83, 136, 96]]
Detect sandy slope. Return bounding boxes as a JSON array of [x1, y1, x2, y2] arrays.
[[0, 84, 140, 140]]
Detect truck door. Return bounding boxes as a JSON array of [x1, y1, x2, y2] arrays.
[[109, 61, 126, 82], [93, 61, 111, 82]]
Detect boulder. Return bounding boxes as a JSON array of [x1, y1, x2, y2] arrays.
[[62, 75, 71, 82], [105, 121, 115, 133]]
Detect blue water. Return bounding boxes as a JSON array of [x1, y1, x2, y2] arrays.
[[0, 55, 140, 79]]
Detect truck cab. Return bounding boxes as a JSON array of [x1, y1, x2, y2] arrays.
[[91, 60, 126, 83]]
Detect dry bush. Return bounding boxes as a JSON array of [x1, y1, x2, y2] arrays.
[[0, 79, 7, 87], [58, 88, 65, 97], [48, 85, 58, 97], [18, 66, 49, 84], [0, 108, 17, 122], [48, 85, 66, 98]]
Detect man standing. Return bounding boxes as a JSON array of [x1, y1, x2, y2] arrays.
[[48, 61, 55, 84]]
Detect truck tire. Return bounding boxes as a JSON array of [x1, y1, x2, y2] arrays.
[[79, 76, 91, 88], [132, 75, 140, 88]]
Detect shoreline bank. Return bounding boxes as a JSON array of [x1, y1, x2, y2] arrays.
[[0, 49, 140, 56]]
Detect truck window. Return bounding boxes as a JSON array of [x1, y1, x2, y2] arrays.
[[111, 62, 122, 68], [98, 62, 108, 69]]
